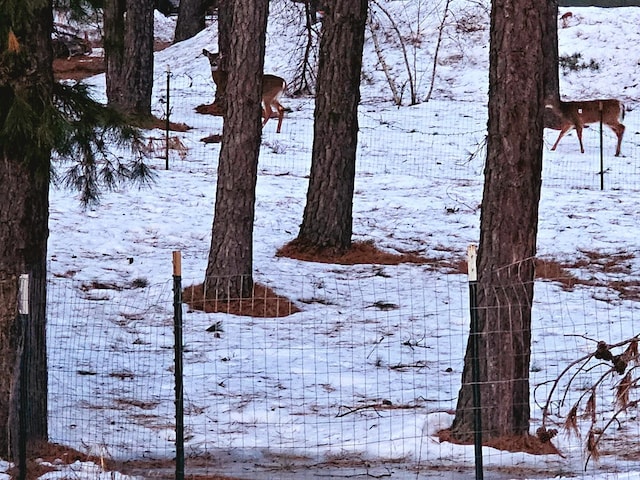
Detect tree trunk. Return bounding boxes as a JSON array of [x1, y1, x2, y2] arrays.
[[104, 0, 155, 117], [542, 0, 564, 129], [211, 0, 232, 110], [542, 0, 559, 104], [450, 0, 546, 442], [294, 0, 368, 254], [0, 1, 53, 458], [174, 0, 208, 43], [204, 0, 269, 299]]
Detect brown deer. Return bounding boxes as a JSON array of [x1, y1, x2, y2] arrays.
[[545, 99, 625, 157], [560, 11, 573, 28], [202, 49, 287, 133]]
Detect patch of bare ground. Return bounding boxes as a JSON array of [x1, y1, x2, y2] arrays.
[[16, 443, 247, 480], [15, 442, 117, 480], [277, 239, 462, 270], [128, 114, 190, 132], [195, 102, 224, 116], [183, 282, 301, 318], [53, 41, 171, 82], [201, 133, 223, 143], [536, 252, 640, 301], [194, 103, 284, 119], [53, 55, 105, 81], [437, 429, 562, 456]]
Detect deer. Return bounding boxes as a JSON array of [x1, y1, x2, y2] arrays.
[[202, 49, 287, 133], [544, 99, 625, 157], [560, 11, 573, 28]]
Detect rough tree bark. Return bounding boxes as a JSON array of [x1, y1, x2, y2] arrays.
[[0, 0, 53, 458], [174, 0, 210, 43], [450, 0, 547, 442], [542, 0, 563, 129], [543, 0, 559, 103], [104, 0, 155, 117], [204, 0, 268, 299], [293, 0, 369, 254], [210, 0, 232, 110]]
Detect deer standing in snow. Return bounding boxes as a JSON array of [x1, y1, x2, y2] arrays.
[[202, 49, 287, 133], [544, 99, 625, 157]]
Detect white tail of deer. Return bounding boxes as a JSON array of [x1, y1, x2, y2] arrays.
[[545, 99, 625, 157], [202, 49, 287, 133]]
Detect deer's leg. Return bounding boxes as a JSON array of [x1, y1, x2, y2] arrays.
[[551, 126, 572, 151], [262, 104, 272, 127], [275, 101, 284, 134], [575, 125, 585, 153], [609, 123, 625, 157]]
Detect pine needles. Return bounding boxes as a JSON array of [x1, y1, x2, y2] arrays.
[[50, 82, 155, 207]]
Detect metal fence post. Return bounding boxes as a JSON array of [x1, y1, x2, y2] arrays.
[[165, 66, 171, 171], [172, 252, 184, 480], [467, 245, 483, 480], [599, 100, 604, 190], [17, 273, 29, 480]]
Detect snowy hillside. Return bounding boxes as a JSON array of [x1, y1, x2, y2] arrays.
[[5, 3, 640, 480]]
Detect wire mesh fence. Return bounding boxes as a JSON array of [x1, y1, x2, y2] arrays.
[[46, 279, 177, 460], [36, 259, 640, 478], [16, 3, 640, 476]]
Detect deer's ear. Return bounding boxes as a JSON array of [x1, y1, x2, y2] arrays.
[[202, 49, 209, 56]]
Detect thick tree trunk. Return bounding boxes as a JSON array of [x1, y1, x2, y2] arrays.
[[294, 0, 368, 254], [104, 0, 155, 117], [451, 0, 546, 442], [0, 2, 53, 458], [211, 0, 232, 110], [542, 0, 564, 128], [174, 0, 208, 43], [542, 0, 560, 104], [0, 164, 49, 459], [204, 0, 268, 299]]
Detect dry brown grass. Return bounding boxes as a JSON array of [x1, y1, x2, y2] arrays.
[[183, 282, 301, 318], [437, 429, 562, 456], [53, 55, 105, 81], [278, 239, 441, 266], [195, 102, 224, 116]]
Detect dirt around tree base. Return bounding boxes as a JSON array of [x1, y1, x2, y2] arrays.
[[183, 282, 301, 318], [129, 114, 190, 132], [277, 239, 458, 268], [200, 133, 223, 143], [53, 55, 105, 81], [437, 428, 563, 456], [195, 102, 224, 116]]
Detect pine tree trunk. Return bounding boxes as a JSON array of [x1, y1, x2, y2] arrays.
[[104, 0, 155, 116], [174, 0, 207, 43], [204, 0, 269, 299], [542, 0, 563, 128], [542, 0, 560, 104], [212, 0, 232, 110], [0, 2, 53, 458], [295, 0, 368, 254], [450, 0, 545, 442]]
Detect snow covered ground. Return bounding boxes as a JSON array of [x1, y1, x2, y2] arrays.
[[5, 2, 640, 479]]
